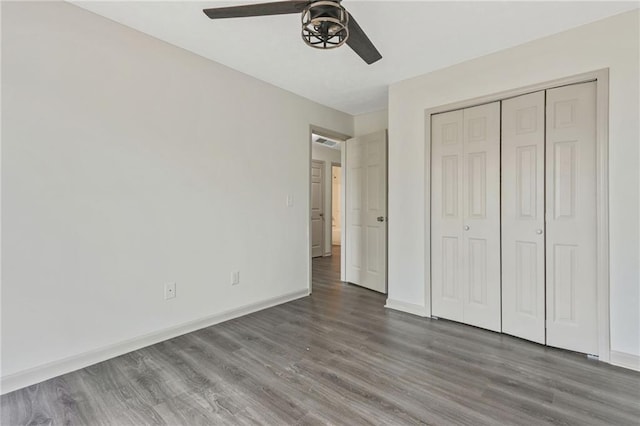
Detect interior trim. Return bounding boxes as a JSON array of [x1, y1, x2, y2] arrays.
[[610, 350, 640, 372], [385, 298, 430, 317], [0, 289, 309, 395]]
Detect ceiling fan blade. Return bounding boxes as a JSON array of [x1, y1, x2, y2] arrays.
[[203, 1, 309, 19], [345, 13, 382, 65]]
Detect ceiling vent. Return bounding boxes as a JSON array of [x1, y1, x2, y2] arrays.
[[316, 137, 338, 148], [313, 134, 342, 150]]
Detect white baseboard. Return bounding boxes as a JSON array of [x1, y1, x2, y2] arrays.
[[609, 350, 640, 372], [385, 298, 430, 317], [1, 289, 308, 395]]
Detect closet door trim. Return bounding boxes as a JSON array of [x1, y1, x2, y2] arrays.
[[424, 69, 610, 362]]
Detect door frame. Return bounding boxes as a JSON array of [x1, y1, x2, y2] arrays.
[[424, 69, 610, 361], [330, 162, 342, 250], [308, 125, 351, 295]]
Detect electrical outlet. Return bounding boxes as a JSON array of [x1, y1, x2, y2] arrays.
[[231, 271, 240, 286], [164, 282, 176, 300]]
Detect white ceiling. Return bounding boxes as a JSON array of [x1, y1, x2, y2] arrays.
[[71, 1, 638, 115]]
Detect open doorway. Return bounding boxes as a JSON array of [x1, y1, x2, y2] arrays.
[[308, 128, 389, 296], [309, 129, 346, 293], [311, 133, 342, 259]]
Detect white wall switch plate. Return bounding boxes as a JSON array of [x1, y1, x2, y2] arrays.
[[286, 195, 294, 207], [231, 271, 240, 285]]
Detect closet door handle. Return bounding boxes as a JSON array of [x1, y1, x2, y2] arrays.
[[536, 229, 543, 235], [464, 225, 470, 231]]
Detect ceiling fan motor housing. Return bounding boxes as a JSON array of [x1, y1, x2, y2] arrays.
[[301, 1, 349, 49]]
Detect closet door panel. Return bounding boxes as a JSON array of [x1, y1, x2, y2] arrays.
[[431, 110, 464, 321], [501, 91, 546, 344], [546, 82, 598, 355], [462, 102, 501, 332]]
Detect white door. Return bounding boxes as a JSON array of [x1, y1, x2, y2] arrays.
[[345, 131, 387, 293], [431, 110, 464, 322], [501, 91, 546, 344], [432, 102, 501, 332], [311, 159, 325, 258], [462, 103, 501, 331], [546, 82, 598, 355]]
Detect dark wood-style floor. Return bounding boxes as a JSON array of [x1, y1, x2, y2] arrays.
[[2, 246, 640, 425]]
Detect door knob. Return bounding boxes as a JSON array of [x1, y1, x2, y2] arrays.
[[536, 229, 543, 235], [377, 216, 385, 222], [319, 213, 323, 217], [464, 225, 470, 231]]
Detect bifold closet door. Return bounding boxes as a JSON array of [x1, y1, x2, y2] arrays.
[[432, 110, 464, 322], [463, 104, 501, 331], [501, 91, 546, 344], [546, 82, 598, 355], [432, 102, 501, 332]]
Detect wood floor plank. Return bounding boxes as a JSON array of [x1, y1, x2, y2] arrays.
[[2, 245, 639, 425]]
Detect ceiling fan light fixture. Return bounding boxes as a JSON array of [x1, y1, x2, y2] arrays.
[[301, 1, 349, 49], [202, 0, 381, 64]]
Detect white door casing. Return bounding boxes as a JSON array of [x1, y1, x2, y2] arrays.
[[545, 82, 598, 355], [311, 159, 325, 258], [501, 91, 546, 344], [431, 102, 501, 332], [345, 131, 387, 293], [332, 166, 341, 245]]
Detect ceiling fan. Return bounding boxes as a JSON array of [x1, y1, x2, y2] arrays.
[[203, 1, 382, 64]]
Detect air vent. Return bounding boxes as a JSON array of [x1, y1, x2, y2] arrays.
[[317, 138, 337, 147], [312, 134, 342, 150]]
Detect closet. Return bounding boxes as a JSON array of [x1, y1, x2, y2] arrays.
[[431, 81, 598, 355]]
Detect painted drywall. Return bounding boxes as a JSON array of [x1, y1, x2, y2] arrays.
[[354, 110, 388, 136], [311, 143, 342, 255], [388, 10, 640, 357], [1, 1, 352, 387]]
